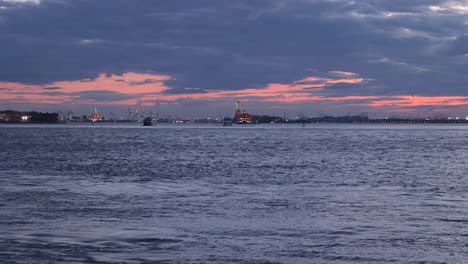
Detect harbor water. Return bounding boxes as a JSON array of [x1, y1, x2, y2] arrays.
[[0, 124, 467, 263]]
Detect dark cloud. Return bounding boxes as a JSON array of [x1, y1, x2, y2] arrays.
[[0, 0, 467, 99], [75, 90, 140, 102], [446, 35, 468, 55], [128, 79, 163, 86], [43, 86, 61, 90], [317, 83, 379, 97], [31, 89, 139, 101]]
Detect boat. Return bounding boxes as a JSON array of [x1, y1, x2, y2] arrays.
[[143, 116, 153, 126], [223, 117, 233, 126], [235, 111, 252, 124], [234, 99, 252, 124], [88, 105, 104, 124]]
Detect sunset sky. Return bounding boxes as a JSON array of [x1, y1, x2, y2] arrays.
[[1, 0, 468, 117]]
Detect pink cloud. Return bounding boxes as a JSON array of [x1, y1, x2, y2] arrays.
[[2, 70, 467, 112], [0, 72, 172, 96], [368, 95, 468, 107]]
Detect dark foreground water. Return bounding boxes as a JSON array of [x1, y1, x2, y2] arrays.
[[0, 124, 467, 264]]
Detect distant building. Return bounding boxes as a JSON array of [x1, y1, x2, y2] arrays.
[[0, 111, 60, 123], [251, 115, 283, 123]]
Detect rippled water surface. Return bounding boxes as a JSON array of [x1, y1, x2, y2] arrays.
[[1, 124, 467, 263]]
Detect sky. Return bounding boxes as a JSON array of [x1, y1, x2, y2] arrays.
[[1, 0, 468, 117]]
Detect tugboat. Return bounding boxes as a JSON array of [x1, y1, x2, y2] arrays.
[[143, 116, 153, 126]]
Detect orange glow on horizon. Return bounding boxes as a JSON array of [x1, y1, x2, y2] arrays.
[[368, 96, 468, 107], [1, 71, 467, 111]]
